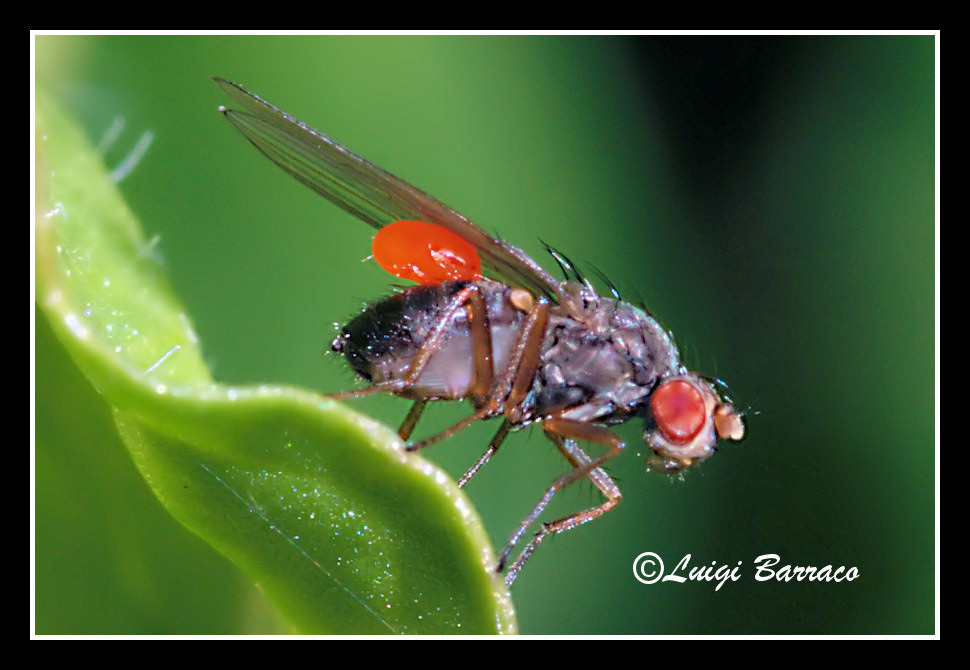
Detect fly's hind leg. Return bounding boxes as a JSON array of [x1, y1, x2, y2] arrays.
[[498, 417, 624, 586], [329, 283, 494, 441], [397, 398, 428, 441], [406, 294, 550, 453], [454, 294, 549, 486], [329, 284, 491, 401]]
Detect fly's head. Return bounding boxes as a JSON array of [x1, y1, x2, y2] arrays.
[[643, 373, 745, 475]]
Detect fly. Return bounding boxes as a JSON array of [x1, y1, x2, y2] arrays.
[[214, 78, 746, 586]]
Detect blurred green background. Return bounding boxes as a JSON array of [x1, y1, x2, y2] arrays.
[[34, 35, 936, 635]]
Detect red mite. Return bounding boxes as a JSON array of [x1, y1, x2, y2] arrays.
[[215, 78, 745, 586], [372, 220, 482, 284]]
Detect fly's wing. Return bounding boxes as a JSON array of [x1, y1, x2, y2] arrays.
[[214, 78, 562, 301]]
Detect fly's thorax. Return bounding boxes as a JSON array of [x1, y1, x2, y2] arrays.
[[531, 295, 681, 422], [331, 279, 528, 400]]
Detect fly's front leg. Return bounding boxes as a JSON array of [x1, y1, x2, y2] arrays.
[[498, 417, 624, 586]]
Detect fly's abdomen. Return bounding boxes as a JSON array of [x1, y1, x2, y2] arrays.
[[331, 280, 527, 400]]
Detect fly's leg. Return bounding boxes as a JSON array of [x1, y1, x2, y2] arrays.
[[398, 286, 495, 441], [396, 287, 494, 442], [464, 287, 495, 404], [397, 399, 427, 441], [502, 436, 622, 585], [331, 284, 494, 444], [456, 298, 549, 486], [502, 296, 550, 426], [328, 284, 492, 408], [458, 420, 512, 488], [498, 417, 624, 585], [406, 296, 550, 452]]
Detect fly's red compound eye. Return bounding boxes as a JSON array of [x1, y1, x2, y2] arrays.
[[372, 220, 483, 285], [651, 378, 707, 445]]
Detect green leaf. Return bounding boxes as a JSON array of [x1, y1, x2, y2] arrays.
[[34, 90, 516, 635]]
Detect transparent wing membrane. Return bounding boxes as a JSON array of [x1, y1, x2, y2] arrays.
[[214, 78, 561, 300]]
